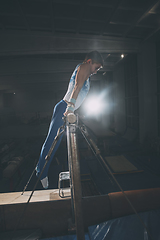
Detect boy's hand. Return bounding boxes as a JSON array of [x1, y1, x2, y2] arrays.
[[63, 109, 73, 116]]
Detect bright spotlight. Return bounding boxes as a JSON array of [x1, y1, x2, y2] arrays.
[[83, 93, 107, 116]]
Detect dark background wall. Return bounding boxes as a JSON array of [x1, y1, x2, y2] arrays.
[[113, 40, 158, 144], [156, 42, 160, 137], [0, 49, 116, 138], [0, 40, 159, 145]]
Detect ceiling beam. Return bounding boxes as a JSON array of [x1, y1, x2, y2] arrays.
[[0, 33, 140, 57], [143, 1, 160, 41], [50, 0, 55, 33], [123, 0, 160, 38], [0, 72, 106, 84], [76, 0, 85, 34], [101, 0, 122, 35], [137, 0, 160, 25], [144, 25, 160, 41], [16, 0, 30, 32], [0, 58, 113, 75]]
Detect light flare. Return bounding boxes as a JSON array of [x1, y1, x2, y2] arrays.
[[83, 91, 108, 116]]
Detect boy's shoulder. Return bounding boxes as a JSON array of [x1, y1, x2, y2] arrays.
[[78, 63, 89, 72]]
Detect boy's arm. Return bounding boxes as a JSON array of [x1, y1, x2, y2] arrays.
[[64, 64, 89, 116], [70, 64, 88, 100]]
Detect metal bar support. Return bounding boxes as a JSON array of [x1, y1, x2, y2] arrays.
[[66, 116, 85, 240]]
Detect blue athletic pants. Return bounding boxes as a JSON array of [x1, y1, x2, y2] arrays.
[[36, 100, 67, 180]]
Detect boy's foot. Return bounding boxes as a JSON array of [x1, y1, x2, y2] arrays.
[[41, 176, 48, 189]]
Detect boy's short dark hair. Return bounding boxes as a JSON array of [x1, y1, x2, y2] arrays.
[[84, 51, 104, 67]]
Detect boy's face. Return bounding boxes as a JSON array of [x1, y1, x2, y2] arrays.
[[89, 60, 102, 75]]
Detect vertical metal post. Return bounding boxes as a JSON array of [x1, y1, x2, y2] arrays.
[[66, 119, 85, 240]]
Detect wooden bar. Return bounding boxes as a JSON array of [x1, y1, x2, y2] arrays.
[[0, 189, 71, 205]]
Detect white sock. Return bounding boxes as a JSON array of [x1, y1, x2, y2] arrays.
[[41, 176, 48, 189]]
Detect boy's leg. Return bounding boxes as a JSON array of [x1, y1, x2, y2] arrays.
[[36, 100, 67, 185]]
